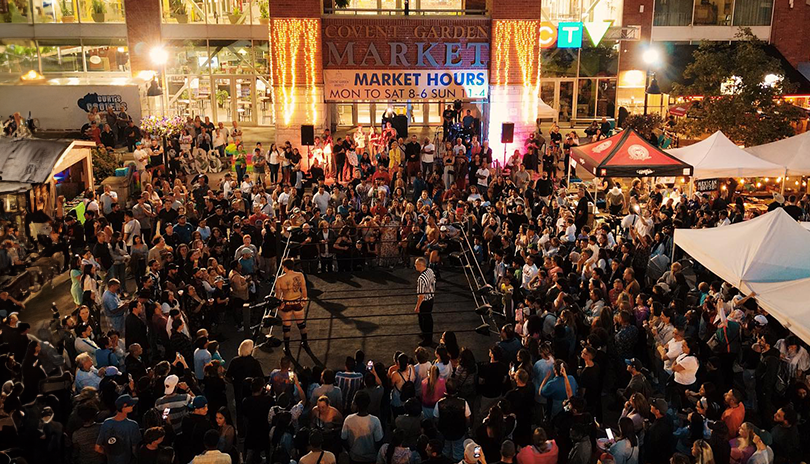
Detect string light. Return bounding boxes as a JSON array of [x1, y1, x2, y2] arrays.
[[271, 18, 319, 125], [777, 177, 782, 183], [490, 20, 541, 158], [756, 182, 762, 188]]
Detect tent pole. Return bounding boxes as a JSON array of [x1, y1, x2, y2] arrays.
[[566, 159, 571, 189], [781, 169, 787, 195]]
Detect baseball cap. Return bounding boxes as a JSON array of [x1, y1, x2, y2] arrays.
[[651, 398, 668, 414], [624, 358, 643, 371], [190, 396, 208, 410], [104, 366, 121, 377], [463, 439, 483, 463], [115, 394, 138, 411], [164, 374, 179, 395], [754, 314, 768, 326]]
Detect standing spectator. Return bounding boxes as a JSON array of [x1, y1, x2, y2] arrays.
[[341, 390, 384, 464], [95, 395, 141, 464]]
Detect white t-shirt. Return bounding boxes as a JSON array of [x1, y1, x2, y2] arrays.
[[421, 143, 435, 163], [313, 192, 330, 214], [123, 219, 141, 247], [476, 168, 490, 187], [522, 263, 539, 289], [663, 337, 684, 373], [340, 414, 384, 463], [133, 148, 149, 170], [674, 353, 699, 386]]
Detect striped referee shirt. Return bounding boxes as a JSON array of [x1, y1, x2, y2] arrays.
[[417, 268, 436, 301]]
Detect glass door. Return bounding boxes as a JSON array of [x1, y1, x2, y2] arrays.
[[558, 80, 575, 123], [235, 77, 255, 124], [540, 81, 557, 110], [214, 78, 233, 123]]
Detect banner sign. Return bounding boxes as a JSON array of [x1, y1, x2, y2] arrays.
[[696, 178, 719, 192], [77, 93, 129, 113], [324, 69, 488, 102]]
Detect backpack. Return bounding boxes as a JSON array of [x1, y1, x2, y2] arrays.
[[396, 369, 416, 402], [775, 359, 791, 395]]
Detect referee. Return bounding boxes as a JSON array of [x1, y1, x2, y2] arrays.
[[414, 257, 436, 346]]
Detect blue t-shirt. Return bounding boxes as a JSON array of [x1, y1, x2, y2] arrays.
[[541, 374, 578, 417], [96, 417, 141, 464], [96, 348, 120, 369]]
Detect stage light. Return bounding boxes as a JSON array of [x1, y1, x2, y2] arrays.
[[149, 46, 168, 66], [643, 48, 660, 66], [475, 324, 491, 336], [475, 304, 493, 316]]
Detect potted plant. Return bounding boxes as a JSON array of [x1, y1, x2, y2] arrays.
[[215, 89, 230, 108], [170, 0, 188, 23], [91, 0, 107, 22], [228, 4, 243, 24], [258, 0, 269, 24], [60, 0, 75, 22]]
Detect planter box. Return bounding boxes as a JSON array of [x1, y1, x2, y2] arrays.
[[92, 12, 106, 22], [228, 13, 242, 24], [173, 13, 188, 23]]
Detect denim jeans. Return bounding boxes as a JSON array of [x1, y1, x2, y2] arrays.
[[443, 437, 465, 461]]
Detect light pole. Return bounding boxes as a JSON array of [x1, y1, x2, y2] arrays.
[[642, 48, 661, 115], [148, 45, 169, 117]]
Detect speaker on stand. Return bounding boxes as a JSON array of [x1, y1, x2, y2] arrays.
[[301, 125, 315, 171], [501, 122, 514, 167]]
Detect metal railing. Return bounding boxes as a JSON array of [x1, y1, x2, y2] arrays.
[[323, 7, 487, 15]]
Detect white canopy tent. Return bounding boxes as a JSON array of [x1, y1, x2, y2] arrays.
[[744, 130, 810, 176], [667, 131, 787, 179], [674, 209, 810, 343]]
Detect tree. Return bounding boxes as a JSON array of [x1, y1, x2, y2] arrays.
[[623, 113, 663, 139], [672, 28, 804, 147]]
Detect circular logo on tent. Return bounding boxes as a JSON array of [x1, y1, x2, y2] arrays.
[[592, 140, 613, 153], [627, 144, 651, 161]]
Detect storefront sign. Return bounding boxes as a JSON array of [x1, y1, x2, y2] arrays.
[[323, 18, 490, 69], [324, 69, 488, 102], [77, 93, 129, 113], [696, 178, 719, 192]]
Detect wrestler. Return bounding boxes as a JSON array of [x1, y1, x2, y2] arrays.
[[276, 257, 309, 354]]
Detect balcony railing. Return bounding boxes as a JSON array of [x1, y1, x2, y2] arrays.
[[323, 7, 487, 15]]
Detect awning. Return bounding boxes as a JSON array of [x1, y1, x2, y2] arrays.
[[0, 182, 32, 194], [668, 101, 693, 117], [667, 131, 787, 179], [0, 138, 71, 184], [571, 128, 694, 178]]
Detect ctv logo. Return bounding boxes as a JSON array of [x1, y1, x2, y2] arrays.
[[537, 20, 614, 49]]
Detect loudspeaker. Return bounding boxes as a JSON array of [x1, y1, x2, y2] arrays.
[[501, 122, 514, 144], [392, 114, 408, 139], [300, 125, 315, 146]]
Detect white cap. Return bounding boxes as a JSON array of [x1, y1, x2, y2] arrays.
[[754, 314, 769, 326], [164, 374, 179, 395]]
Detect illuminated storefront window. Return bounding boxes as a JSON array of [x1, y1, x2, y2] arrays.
[[0, 40, 39, 83], [654, 0, 774, 26], [2, 0, 125, 23], [164, 39, 273, 126], [542, 0, 623, 25]]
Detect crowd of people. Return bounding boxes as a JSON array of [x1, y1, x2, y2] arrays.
[[0, 111, 809, 464]]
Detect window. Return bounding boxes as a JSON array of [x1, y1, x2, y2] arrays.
[[39, 40, 84, 73], [210, 40, 253, 75], [733, 0, 772, 26], [78, 0, 125, 23], [543, 0, 622, 24], [254, 41, 270, 75], [654, 0, 693, 25], [578, 41, 619, 78], [693, 0, 733, 25], [418, 0, 464, 12], [166, 40, 209, 75], [541, 48, 578, 78], [0, 40, 39, 82], [83, 39, 129, 73]]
